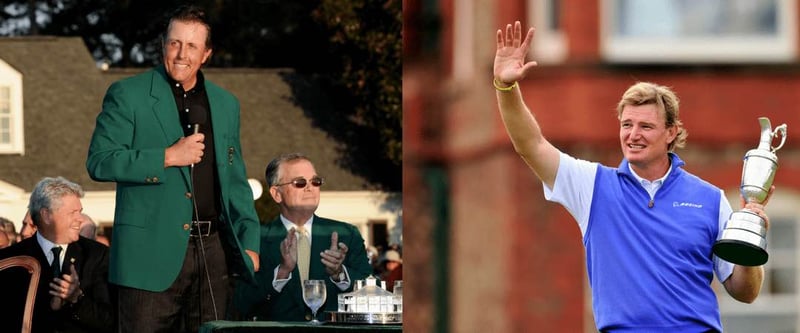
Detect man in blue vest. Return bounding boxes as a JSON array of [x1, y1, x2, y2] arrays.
[[493, 21, 769, 332]]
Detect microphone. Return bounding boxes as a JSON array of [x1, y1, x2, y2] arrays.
[[187, 107, 207, 168], [187, 106, 207, 136], [184, 105, 221, 320]]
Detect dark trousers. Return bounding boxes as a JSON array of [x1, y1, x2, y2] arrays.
[[117, 232, 230, 333]]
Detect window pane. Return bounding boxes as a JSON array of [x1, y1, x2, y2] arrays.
[[603, 0, 794, 63], [723, 314, 796, 333], [0, 65, 23, 154], [615, 0, 778, 37], [547, 0, 560, 30], [769, 267, 796, 294], [0, 86, 9, 115], [0, 116, 8, 144], [770, 219, 796, 250]]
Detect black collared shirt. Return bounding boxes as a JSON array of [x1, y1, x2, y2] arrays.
[[167, 71, 221, 222]]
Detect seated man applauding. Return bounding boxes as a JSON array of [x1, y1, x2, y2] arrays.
[[236, 153, 373, 321], [0, 177, 113, 333]]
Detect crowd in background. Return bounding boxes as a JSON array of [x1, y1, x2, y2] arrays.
[[367, 243, 404, 292], [0, 208, 403, 278], [1, 208, 400, 285], [1, 210, 399, 276], [0, 214, 109, 249]]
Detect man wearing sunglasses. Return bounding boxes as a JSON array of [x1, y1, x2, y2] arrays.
[[234, 153, 373, 321], [493, 21, 770, 332]]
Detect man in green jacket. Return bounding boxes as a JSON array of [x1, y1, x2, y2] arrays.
[[86, 5, 260, 332], [236, 153, 373, 321]]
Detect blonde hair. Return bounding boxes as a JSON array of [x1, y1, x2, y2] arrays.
[[616, 82, 687, 151]]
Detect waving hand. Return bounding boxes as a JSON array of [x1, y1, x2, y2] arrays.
[[494, 21, 538, 86]]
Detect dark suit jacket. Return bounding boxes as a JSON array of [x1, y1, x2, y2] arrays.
[[86, 65, 260, 291], [234, 215, 373, 321], [0, 235, 113, 333]]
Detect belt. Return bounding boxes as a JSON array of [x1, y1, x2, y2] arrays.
[[190, 220, 217, 237]]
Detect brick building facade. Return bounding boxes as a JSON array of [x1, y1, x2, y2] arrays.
[[404, 1, 800, 332]]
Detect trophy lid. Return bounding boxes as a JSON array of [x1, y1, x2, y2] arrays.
[[348, 275, 393, 298]]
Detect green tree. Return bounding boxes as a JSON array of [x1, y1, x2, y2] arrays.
[[310, 0, 402, 190]]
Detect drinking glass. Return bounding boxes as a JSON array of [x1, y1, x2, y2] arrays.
[[393, 280, 403, 295], [302, 279, 327, 325], [392, 280, 403, 312]]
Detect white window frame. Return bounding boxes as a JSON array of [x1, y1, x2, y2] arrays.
[[600, 0, 797, 63], [527, 0, 568, 64], [0, 59, 24, 155]]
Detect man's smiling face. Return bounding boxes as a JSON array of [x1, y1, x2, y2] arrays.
[[163, 20, 212, 90]]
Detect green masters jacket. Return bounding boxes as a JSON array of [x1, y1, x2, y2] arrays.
[[235, 215, 373, 321], [86, 65, 260, 292]]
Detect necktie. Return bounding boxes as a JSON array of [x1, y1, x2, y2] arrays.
[[296, 226, 310, 281], [51, 246, 62, 278]]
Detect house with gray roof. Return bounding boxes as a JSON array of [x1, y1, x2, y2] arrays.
[[0, 36, 400, 248]]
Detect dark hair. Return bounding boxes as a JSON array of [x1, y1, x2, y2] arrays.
[[265, 153, 312, 187], [165, 5, 213, 49]]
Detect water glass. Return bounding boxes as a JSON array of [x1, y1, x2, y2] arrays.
[[302, 279, 327, 325]]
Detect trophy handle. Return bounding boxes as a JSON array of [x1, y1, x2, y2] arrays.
[[771, 124, 787, 152]]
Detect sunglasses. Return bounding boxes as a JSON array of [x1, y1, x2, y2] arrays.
[[275, 177, 324, 189]]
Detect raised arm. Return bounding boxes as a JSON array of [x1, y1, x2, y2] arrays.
[[494, 21, 560, 189]]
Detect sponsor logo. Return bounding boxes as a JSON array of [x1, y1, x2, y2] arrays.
[[673, 201, 703, 209]]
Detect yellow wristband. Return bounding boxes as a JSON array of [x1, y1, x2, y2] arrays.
[[493, 78, 517, 92]]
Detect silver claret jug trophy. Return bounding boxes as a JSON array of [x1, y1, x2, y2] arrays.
[[713, 117, 787, 266]]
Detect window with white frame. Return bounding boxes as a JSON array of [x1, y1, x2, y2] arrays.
[[0, 59, 23, 155], [716, 191, 800, 332], [527, 0, 567, 64], [601, 0, 797, 63]]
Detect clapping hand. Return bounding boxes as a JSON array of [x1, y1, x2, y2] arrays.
[[277, 227, 298, 278], [321, 232, 348, 281], [49, 264, 83, 310]]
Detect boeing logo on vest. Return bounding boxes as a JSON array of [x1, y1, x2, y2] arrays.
[[673, 201, 704, 209]]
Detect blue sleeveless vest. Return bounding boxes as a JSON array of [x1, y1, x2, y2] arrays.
[[586, 154, 723, 332]]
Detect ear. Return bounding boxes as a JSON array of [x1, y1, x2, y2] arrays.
[[269, 186, 283, 204], [39, 208, 51, 225], [666, 125, 678, 144], [201, 48, 212, 65]]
